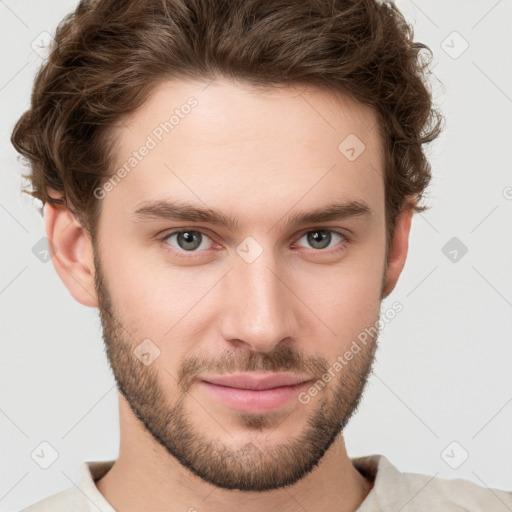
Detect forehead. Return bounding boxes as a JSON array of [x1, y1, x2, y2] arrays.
[[104, 77, 384, 226]]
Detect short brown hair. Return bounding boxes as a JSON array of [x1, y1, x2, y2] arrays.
[[11, 0, 442, 248]]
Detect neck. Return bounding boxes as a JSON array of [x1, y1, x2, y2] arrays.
[[95, 396, 373, 512]]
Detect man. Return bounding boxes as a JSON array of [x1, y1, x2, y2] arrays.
[[11, 0, 511, 510]]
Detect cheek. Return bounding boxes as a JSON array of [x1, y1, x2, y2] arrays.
[[97, 238, 169, 334], [293, 241, 385, 346], [299, 270, 382, 344], [99, 241, 219, 344]]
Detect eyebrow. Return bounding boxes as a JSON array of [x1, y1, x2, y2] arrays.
[[131, 199, 371, 231]]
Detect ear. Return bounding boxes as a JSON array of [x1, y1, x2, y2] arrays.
[[44, 200, 98, 308], [382, 205, 414, 299]]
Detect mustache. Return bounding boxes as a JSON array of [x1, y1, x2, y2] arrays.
[[175, 345, 329, 393]]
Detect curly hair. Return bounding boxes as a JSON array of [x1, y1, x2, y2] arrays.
[[11, 0, 442, 249]]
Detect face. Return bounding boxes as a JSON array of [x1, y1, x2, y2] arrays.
[[89, 78, 392, 491]]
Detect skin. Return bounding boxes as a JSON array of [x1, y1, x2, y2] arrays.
[[45, 77, 413, 512]]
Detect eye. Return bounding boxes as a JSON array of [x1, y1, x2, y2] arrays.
[[161, 229, 214, 253], [158, 228, 348, 259], [295, 230, 345, 251]]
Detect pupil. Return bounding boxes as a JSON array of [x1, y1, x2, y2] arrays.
[[308, 231, 330, 249], [179, 231, 200, 250]]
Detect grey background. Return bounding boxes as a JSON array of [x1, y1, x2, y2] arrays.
[[1, 0, 511, 510]]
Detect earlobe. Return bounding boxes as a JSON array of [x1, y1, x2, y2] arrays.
[[382, 205, 414, 299], [44, 200, 98, 308]]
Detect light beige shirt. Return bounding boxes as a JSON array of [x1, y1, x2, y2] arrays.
[[19, 454, 512, 511]]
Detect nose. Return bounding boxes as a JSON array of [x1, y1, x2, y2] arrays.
[[219, 245, 298, 353]]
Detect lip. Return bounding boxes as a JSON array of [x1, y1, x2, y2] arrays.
[[200, 372, 312, 390], [199, 373, 313, 414]]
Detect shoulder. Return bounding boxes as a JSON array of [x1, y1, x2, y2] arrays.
[[393, 467, 512, 511], [353, 454, 512, 512], [18, 487, 82, 512], [18, 460, 116, 512]]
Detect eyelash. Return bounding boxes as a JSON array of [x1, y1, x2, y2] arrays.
[[157, 228, 350, 259]]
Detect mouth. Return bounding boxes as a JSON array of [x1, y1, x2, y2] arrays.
[[198, 373, 313, 414]]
